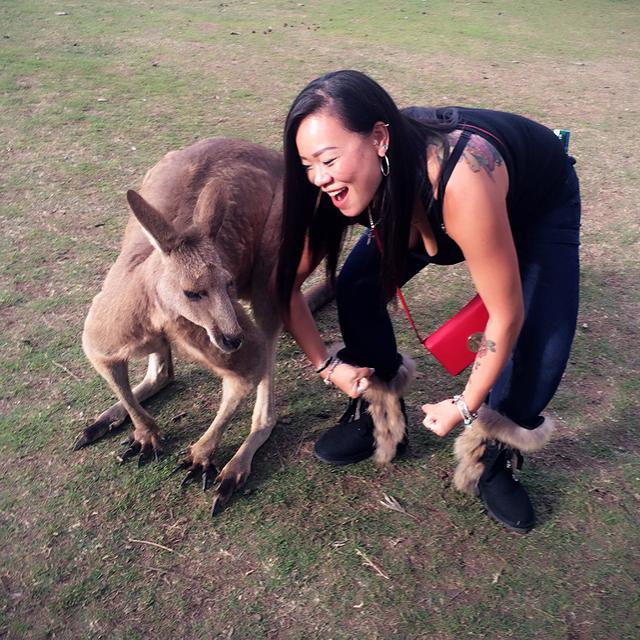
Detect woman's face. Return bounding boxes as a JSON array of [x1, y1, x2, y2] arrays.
[[295, 109, 389, 218]]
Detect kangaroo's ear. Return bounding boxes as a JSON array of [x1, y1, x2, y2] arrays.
[[193, 165, 273, 238], [126, 190, 179, 254], [192, 176, 236, 239]]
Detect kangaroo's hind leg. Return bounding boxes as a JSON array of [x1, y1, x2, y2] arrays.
[[74, 343, 174, 451]]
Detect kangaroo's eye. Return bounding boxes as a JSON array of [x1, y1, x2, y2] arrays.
[[184, 290, 202, 300]]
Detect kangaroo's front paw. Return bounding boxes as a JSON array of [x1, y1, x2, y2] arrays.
[[117, 428, 163, 467], [209, 462, 249, 517], [170, 444, 219, 491]]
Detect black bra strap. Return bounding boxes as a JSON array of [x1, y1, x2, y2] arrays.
[[436, 129, 472, 231]]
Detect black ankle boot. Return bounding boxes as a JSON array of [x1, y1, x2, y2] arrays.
[[478, 441, 534, 534], [314, 397, 408, 466], [454, 406, 555, 534]]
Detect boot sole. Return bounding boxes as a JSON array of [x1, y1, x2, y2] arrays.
[[314, 438, 409, 466], [313, 449, 374, 466]]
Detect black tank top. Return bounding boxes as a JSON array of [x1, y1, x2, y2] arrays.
[[404, 106, 570, 262], [410, 106, 570, 233], [356, 107, 570, 264]]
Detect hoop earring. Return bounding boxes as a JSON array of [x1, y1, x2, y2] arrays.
[[380, 153, 390, 177]]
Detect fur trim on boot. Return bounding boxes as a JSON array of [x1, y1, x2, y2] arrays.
[[453, 405, 555, 495], [362, 354, 416, 463]]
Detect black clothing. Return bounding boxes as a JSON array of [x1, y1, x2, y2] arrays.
[[405, 106, 570, 234], [356, 106, 573, 265]]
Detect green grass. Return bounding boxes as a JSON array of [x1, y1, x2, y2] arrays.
[[1, 0, 639, 638]]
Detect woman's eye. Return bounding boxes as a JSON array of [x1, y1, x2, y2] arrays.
[[184, 290, 202, 300], [323, 158, 336, 166], [302, 164, 311, 172]]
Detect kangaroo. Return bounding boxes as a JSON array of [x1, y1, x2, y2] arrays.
[[76, 138, 329, 515]]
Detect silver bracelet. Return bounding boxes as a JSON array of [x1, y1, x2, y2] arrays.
[[452, 394, 478, 427], [324, 357, 342, 386]]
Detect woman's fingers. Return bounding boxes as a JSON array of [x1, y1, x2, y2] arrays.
[[333, 365, 373, 397], [353, 367, 375, 394], [326, 363, 376, 398], [421, 403, 438, 431], [421, 400, 463, 437]]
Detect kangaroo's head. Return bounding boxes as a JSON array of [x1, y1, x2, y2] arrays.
[[126, 189, 243, 353]]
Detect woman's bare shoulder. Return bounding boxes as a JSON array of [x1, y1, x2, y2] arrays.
[[426, 129, 505, 194]]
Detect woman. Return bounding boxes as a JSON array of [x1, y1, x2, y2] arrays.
[[276, 70, 580, 533]]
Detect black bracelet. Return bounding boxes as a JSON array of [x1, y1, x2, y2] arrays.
[[315, 355, 334, 374]]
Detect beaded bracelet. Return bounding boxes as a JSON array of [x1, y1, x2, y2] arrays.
[[324, 357, 342, 386], [452, 394, 478, 427]]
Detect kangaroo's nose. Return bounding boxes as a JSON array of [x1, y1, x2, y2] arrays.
[[221, 334, 243, 352]]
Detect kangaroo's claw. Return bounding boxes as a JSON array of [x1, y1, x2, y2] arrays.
[[210, 492, 225, 517], [117, 442, 141, 463], [178, 463, 220, 490], [202, 467, 215, 491], [117, 436, 162, 466], [180, 466, 201, 488], [210, 476, 239, 517], [170, 459, 191, 476], [137, 448, 161, 468], [173, 448, 218, 491]]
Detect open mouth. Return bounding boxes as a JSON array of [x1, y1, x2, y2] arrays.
[[327, 187, 348, 205]]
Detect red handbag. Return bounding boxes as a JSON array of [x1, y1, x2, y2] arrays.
[[371, 228, 488, 375], [397, 289, 488, 376]]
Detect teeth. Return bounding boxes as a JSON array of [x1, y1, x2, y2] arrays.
[[327, 188, 346, 197]]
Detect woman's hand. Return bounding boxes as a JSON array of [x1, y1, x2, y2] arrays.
[[421, 399, 462, 437], [322, 362, 375, 398]]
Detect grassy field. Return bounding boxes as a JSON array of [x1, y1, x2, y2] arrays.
[[1, 1, 639, 638]]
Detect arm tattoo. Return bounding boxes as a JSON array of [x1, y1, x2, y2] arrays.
[[462, 134, 503, 179], [473, 335, 497, 370], [431, 132, 503, 192]]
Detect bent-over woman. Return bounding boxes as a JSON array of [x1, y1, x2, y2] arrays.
[[276, 70, 580, 533]]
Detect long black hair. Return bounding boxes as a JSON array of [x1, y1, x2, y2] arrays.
[[276, 69, 459, 311]]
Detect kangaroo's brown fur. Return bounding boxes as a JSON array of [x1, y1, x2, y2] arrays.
[[79, 138, 294, 514]]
